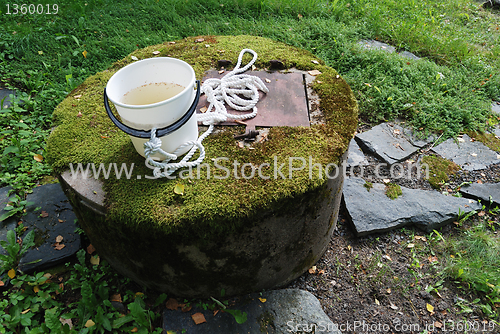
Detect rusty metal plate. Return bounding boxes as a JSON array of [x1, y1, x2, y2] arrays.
[[197, 71, 309, 131]]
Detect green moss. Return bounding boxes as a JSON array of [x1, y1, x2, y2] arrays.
[[46, 35, 358, 241], [467, 131, 500, 153], [258, 310, 275, 333], [363, 181, 373, 192], [385, 183, 402, 200], [422, 155, 460, 189]]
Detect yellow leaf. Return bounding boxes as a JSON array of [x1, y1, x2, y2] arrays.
[[38, 51, 43, 55], [426, 303, 434, 313], [374, 298, 380, 305], [174, 183, 184, 195], [82, 50, 88, 58], [135, 292, 144, 298], [33, 285, 40, 293], [90, 255, 100, 266], [85, 319, 95, 328], [21, 308, 30, 314], [8, 269, 15, 279], [34, 154, 43, 162], [259, 297, 266, 303]]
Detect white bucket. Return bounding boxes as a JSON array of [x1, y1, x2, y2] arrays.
[[105, 57, 199, 159]]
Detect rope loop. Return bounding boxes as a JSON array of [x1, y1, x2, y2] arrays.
[[144, 49, 268, 178]]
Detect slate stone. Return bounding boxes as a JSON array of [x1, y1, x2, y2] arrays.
[[432, 134, 500, 171], [493, 128, 500, 137], [5, 184, 81, 273], [347, 138, 367, 167], [460, 182, 500, 208], [342, 177, 481, 236], [163, 289, 340, 334], [0, 186, 18, 253], [0, 86, 16, 109], [355, 123, 422, 164], [493, 101, 500, 115], [359, 40, 420, 60]]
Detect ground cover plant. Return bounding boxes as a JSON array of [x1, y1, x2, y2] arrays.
[[0, 0, 499, 331]]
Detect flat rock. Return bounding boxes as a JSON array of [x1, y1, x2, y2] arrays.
[[0, 86, 16, 109], [460, 182, 500, 207], [163, 289, 340, 334], [355, 123, 427, 164], [347, 138, 367, 167], [358, 40, 420, 60], [432, 134, 500, 171], [492, 101, 500, 115], [0, 184, 81, 273], [342, 177, 481, 236], [0, 186, 18, 252]]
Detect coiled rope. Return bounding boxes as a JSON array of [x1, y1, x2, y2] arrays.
[[144, 49, 269, 178]]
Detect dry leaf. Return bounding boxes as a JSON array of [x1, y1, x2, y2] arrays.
[[110, 294, 122, 303], [308, 70, 322, 76], [181, 304, 192, 312], [389, 301, 398, 310], [87, 244, 96, 254], [218, 70, 225, 74], [428, 256, 438, 263], [383, 179, 390, 184], [382, 255, 392, 261], [213, 310, 219, 316], [54, 243, 65, 251], [426, 303, 434, 313], [0, 281, 4, 287], [471, 153, 477, 157], [131, 55, 138, 61], [434, 321, 443, 328], [41, 211, 49, 218], [152, 51, 160, 55], [478, 211, 486, 216], [308, 266, 317, 274], [265, 78, 271, 83], [90, 255, 100, 265], [22, 308, 31, 314], [477, 179, 483, 184], [174, 183, 184, 195], [318, 269, 325, 275], [77, 111, 83, 117], [55, 235, 64, 243], [168, 41, 176, 45], [33, 285, 40, 293], [311, 60, 319, 64], [374, 298, 380, 305], [34, 154, 43, 162], [8, 269, 16, 279], [192, 312, 207, 325], [316, 80, 322, 84], [386, 288, 391, 294], [195, 38, 205, 43], [199, 106, 208, 113], [85, 320, 95, 328], [414, 236, 427, 242], [82, 50, 88, 58], [166, 298, 180, 310], [407, 243, 415, 248], [58, 219, 64, 223], [259, 297, 267, 303]]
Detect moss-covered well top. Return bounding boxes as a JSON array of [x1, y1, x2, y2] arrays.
[[46, 35, 358, 239]]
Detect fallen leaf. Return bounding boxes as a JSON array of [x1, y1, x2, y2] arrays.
[[428, 256, 438, 263], [318, 269, 325, 275], [297, 13, 303, 19], [174, 183, 184, 195], [414, 236, 427, 242], [265, 78, 271, 83], [0, 281, 4, 287], [8, 269, 15, 279], [374, 298, 380, 305], [60, 318, 73, 329], [316, 80, 322, 84], [131, 55, 138, 61], [426, 303, 434, 313], [58, 219, 64, 223], [471, 153, 477, 157], [166, 298, 180, 310], [43, 273, 52, 280], [181, 304, 192, 312], [33, 285, 39, 293], [82, 50, 87, 58], [478, 211, 486, 217], [54, 243, 65, 251], [22, 308, 30, 314], [87, 244, 96, 254], [152, 51, 160, 55], [168, 41, 176, 45], [259, 297, 267, 303], [38, 51, 43, 55], [41, 211, 49, 218], [85, 319, 95, 328], [90, 255, 100, 265], [308, 70, 322, 76], [34, 154, 43, 162], [110, 294, 122, 302], [382, 179, 390, 184], [308, 266, 317, 274], [199, 106, 208, 113], [386, 288, 391, 294], [407, 243, 415, 248], [382, 255, 392, 261], [389, 301, 398, 310], [191, 312, 206, 325], [347, 245, 352, 251], [440, 310, 447, 316], [218, 70, 225, 74], [434, 321, 443, 328], [213, 310, 219, 316], [311, 60, 319, 64], [77, 111, 82, 117], [195, 38, 205, 43], [55, 235, 64, 243]]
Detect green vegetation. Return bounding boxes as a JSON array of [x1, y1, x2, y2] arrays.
[[422, 155, 461, 189], [468, 130, 500, 153], [363, 181, 373, 191], [385, 183, 402, 199]]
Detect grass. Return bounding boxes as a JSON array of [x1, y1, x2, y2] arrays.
[[0, 0, 500, 330]]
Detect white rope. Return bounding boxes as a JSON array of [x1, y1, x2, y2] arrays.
[[144, 49, 268, 178]]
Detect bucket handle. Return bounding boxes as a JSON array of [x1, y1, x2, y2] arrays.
[[104, 80, 201, 139]]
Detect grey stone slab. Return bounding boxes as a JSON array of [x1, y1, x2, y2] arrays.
[[347, 138, 367, 167], [14, 184, 81, 273], [493, 128, 500, 137], [1, 186, 18, 250], [342, 177, 481, 236], [0, 87, 16, 109], [359, 40, 420, 60], [432, 134, 500, 171], [460, 182, 500, 207], [399, 50, 421, 60], [163, 289, 340, 334], [493, 101, 500, 115], [355, 123, 420, 164]]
